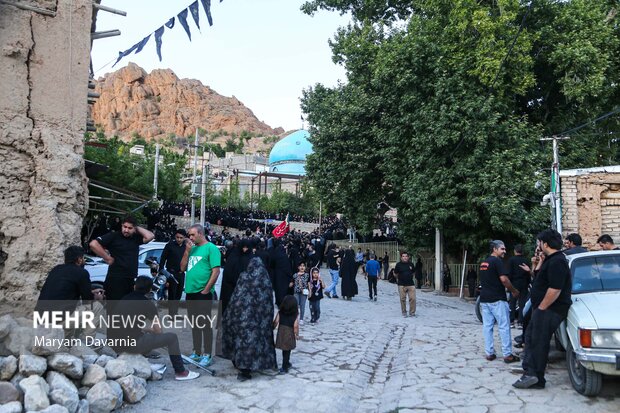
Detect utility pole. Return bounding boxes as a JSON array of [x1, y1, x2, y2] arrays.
[[200, 164, 207, 228], [153, 144, 160, 199], [190, 128, 199, 225], [541, 136, 570, 234]]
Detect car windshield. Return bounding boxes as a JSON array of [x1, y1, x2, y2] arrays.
[[138, 249, 163, 268], [571, 255, 620, 293]]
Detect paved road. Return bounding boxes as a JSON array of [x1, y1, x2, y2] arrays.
[[127, 269, 619, 413]]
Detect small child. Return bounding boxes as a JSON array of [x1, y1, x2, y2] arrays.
[[308, 268, 325, 324], [273, 295, 299, 374], [292, 262, 310, 324]]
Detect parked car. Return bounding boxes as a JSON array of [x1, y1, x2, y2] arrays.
[[555, 250, 620, 396], [84, 241, 223, 298]]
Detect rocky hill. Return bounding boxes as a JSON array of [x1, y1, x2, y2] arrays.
[[91, 63, 284, 143]]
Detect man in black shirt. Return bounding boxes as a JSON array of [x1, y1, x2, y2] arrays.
[[508, 244, 530, 325], [160, 229, 188, 316], [35, 246, 105, 337], [513, 229, 572, 390], [89, 215, 154, 301], [479, 240, 520, 363], [108, 277, 199, 381], [394, 252, 416, 317], [597, 234, 619, 250], [563, 233, 588, 255]]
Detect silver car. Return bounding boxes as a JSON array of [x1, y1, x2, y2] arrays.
[[555, 250, 620, 396], [84, 241, 223, 298]]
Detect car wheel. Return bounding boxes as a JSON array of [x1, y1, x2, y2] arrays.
[[475, 296, 482, 323], [554, 332, 566, 352], [566, 341, 602, 396]]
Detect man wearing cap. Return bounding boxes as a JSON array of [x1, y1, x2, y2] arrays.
[[160, 229, 188, 316]]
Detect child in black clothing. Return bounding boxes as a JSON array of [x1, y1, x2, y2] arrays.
[[273, 295, 299, 374], [308, 267, 324, 324]]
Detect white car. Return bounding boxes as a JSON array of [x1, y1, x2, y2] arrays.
[[85, 241, 223, 298], [555, 250, 620, 396]]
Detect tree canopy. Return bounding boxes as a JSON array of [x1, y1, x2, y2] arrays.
[[301, 0, 620, 253]]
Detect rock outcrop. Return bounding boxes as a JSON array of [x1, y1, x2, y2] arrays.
[[91, 63, 284, 140]]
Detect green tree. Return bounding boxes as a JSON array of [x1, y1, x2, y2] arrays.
[[301, 0, 620, 254]]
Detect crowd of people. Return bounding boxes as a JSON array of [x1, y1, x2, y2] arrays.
[[53, 200, 609, 391]]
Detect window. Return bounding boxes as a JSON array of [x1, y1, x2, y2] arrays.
[[572, 255, 620, 293], [138, 248, 163, 268]]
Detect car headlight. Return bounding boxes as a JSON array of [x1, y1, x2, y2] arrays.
[[591, 330, 620, 349]]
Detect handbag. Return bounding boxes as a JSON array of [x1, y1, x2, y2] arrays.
[[302, 288, 309, 296]]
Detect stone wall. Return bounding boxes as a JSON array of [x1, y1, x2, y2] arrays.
[[561, 171, 620, 249], [0, 1, 91, 299]]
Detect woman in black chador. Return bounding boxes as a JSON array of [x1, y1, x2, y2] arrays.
[[220, 239, 252, 315], [340, 247, 358, 300], [222, 258, 277, 381]]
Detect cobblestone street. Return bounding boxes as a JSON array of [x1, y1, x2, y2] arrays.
[[127, 269, 619, 413]]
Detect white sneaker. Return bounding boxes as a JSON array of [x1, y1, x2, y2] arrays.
[[175, 370, 200, 381], [150, 363, 166, 371], [299, 320, 304, 325]]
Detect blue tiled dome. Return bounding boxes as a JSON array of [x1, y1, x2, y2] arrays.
[[268, 130, 312, 175]]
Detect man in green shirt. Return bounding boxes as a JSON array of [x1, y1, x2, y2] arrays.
[[181, 224, 221, 366]]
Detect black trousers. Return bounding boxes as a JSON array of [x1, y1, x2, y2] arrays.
[[367, 276, 378, 298], [136, 332, 184, 373], [509, 283, 528, 323], [104, 276, 135, 302], [467, 280, 476, 298], [186, 291, 216, 355], [522, 308, 563, 384], [383, 264, 389, 279], [309, 300, 321, 322], [282, 350, 291, 369], [167, 271, 185, 316]]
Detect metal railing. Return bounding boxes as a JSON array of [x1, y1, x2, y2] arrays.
[[331, 240, 400, 264]]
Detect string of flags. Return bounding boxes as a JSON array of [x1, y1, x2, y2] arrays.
[[112, 0, 223, 68]]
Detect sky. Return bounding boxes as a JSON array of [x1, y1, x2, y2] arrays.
[[90, 0, 350, 132]]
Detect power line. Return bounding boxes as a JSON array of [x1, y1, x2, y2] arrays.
[[554, 107, 620, 137], [489, 1, 534, 90]]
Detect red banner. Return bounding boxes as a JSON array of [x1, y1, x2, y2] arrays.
[[272, 214, 289, 238]]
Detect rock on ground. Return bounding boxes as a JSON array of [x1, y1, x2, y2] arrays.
[[39, 405, 70, 413], [76, 399, 89, 413], [94, 355, 114, 368], [0, 381, 21, 404], [86, 382, 120, 413], [82, 363, 107, 387], [46, 371, 79, 413], [19, 375, 50, 411], [18, 354, 47, 376], [48, 353, 83, 379], [106, 380, 123, 410], [0, 355, 18, 380], [104, 358, 133, 379], [0, 401, 22, 413], [116, 374, 147, 404], [117, 353, 152, 380]]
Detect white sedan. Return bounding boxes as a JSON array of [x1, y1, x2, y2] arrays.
[[84, 241, 223, 298], [556, 250, 620, 396]]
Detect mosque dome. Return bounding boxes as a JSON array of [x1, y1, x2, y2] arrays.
[[268, 130, 313, 175]]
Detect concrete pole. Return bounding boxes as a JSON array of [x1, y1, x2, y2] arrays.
[[459, 249, 468, 299], [153, 144, 160, 199], [200, 164, 206, 228], [190, 128, 199, 225], [434, 228, 442, 291], [552, 138, 563, 235]]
